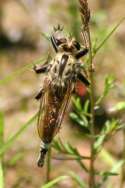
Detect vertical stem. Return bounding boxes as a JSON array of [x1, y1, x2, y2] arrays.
[[0, 112, 4, 165], [120, 130, 125, 188], [87, 29, 96, 188], [46, 148, 51, 183]]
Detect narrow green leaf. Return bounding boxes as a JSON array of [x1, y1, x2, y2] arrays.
[[52, 139, 62, 151], [96, 75, 115, 105], [94, 17, 125, 56], [99, 149, 116, 167], [98, 160, 124, 187], [0, 113, 37, 156], [42, 176, 68, 188], [72, 97, 82, 112], [69, 112, 79, 121], [94, 135, 105, 152], [0, 112, 4, 147], [110, 160, 124, 173], [111, 102, 125, 112], [40, 32, 50, 41], [68, 171, 86, 188], [0, 162, 4, 188], [63, 143, 75, 155], [83, 100, 90, 113]]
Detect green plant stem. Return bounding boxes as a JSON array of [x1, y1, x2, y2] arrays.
[[120, 130, 125, 188], [46, 148, 51, 183], [87, 28, 96, 188]]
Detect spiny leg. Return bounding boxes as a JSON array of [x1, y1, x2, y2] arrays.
[[35, 88, 45, 100], [33, 63, 49, 74], [78, 73, 90, 86], [51, 35, 58, 52], [75, 48, 88, 59]]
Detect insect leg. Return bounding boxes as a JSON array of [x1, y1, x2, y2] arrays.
[[33, 62, 49, 74], [35, 88, 45, 100], [75, 48, 88, 59], [51, 35, 58, 52], [78, 73, 90, 86]]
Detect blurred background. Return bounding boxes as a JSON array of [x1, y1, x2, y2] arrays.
[[0, 0, 125, 187]]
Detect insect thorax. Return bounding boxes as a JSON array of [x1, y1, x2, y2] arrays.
[[48, 52, 80, 88]]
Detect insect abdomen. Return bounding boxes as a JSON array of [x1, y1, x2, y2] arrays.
[[38, 89, 64, 167]]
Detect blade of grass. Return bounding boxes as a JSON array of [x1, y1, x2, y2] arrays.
[[0, 162, 4, 188], [42, 176, 68, 188], [0, 58, 45, 86], [0, 113, 37, 156], [40, 32, 50, 42], [93, 17, 125, 57]]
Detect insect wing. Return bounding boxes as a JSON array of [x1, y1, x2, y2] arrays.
[[53, 83, 73, 135], [37, 81, 49, 139]]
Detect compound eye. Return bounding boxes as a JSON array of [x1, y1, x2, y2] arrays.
[[56, 38, 67, 46]]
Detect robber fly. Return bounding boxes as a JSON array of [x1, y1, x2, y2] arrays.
[[34, 25, 89, 167]]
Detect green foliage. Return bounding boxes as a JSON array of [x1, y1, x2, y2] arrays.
[[0, 1, 125, 187], [70, 98, 90, 131], [92, 17, 125, 59], [42, 175, 68, 188], [42, 171, 87, 188], [68, 171, 87, 187], [96, 75, 115, 105], [111, 102, 125, 112], [68, 13, 125, 187], [94, 119, 124, 154], [0, 162, 4, 188], [0, 112, 4, 148], [53, 138, 89, 172], [0, 113, 37, 156], [96, 160, 124, 188]]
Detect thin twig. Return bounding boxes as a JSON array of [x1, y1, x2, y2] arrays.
[[87, 27, 96, 188], [52, 155, 90, 161]]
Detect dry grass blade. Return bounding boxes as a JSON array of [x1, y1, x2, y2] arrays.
[[79, 0, 90, 48], [79, 0, 90, 30]]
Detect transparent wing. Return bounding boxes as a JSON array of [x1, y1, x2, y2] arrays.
[[37, 79, 49, 139], [53, 83, 73, 135]]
